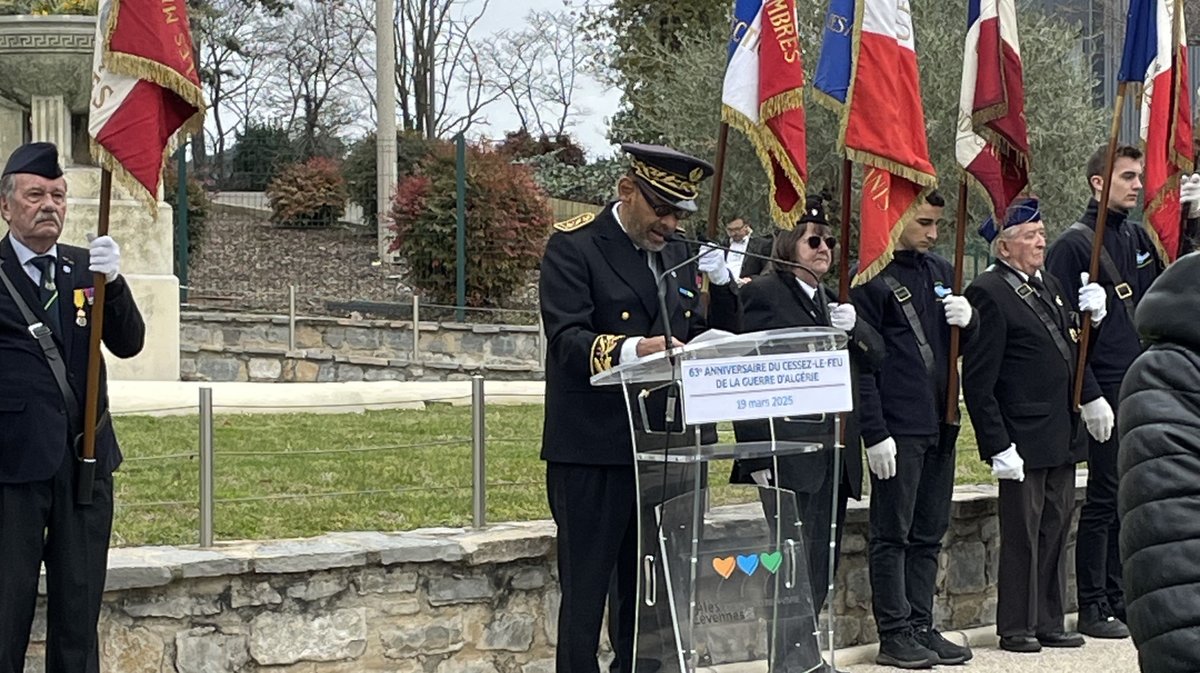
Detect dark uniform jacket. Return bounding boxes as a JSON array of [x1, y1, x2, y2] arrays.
[[729, 270, 884, 498], [1045, 200, 1163, 399], [962, 263, 1086, 469], [727, 236, 774, 278], [0, 235, 145, 483], [539, 204, 739, 466], [850, 250, 977, 446], [1117, 251, 1200, 672]]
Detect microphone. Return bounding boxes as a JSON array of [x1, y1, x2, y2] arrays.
[[672, 234, 823, 287]]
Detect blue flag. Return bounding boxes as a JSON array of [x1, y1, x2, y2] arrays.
[[813, 0, 856, 106]]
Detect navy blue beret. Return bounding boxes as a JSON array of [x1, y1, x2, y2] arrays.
[[2, 142, 63, 180]]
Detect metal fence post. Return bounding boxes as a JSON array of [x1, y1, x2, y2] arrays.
[[471, 375, 486, 528], [199, 387, 214, 547], [288, 285, 297, 350], [412, 294, 421, 364]]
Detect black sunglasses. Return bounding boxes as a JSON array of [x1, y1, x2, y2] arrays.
[[636, 181, 693, 220], [805, 235, 838, 250]]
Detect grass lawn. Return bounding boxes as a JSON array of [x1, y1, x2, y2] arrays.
[[111, 404, 995, 547]]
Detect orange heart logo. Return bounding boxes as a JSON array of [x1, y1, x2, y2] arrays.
[[712, 556, 736, 579]]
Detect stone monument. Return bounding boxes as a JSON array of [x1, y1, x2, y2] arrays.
[[0, 14, 180, 380]]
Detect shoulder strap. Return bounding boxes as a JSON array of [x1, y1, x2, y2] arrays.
[[1067, 222, 1136, 324], [994, 269, 1075, 368], [878, 273, 936, 378], [0, 261, 82, 437]]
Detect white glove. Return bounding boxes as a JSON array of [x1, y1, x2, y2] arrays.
[[1181, 173, 1200, 218], [828, 302, 857, 331], [1078, 272, 1107, 326], [1081, 396, 1115, 443], [698, 244, 731, 285], [991, 444, 1025, 482], [865, 437, 897, 480], [943, 294, 972, 328], [87, 233, 120, 283]]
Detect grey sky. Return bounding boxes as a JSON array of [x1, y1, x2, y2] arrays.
[[468, 0, 618, 158]]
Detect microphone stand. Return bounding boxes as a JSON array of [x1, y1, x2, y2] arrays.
[[673, 234, 823, 289]]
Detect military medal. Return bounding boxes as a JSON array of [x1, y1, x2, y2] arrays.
[[84, 287, 94, 305], [74, 289, 87, 327]]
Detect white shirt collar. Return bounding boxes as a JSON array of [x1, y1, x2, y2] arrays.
[[612, 202, 640, 249], [998, 259, 1042, 283], [794, 276, 818, 299], [9, 235, 57, 266], [728, 237, 749, 251]]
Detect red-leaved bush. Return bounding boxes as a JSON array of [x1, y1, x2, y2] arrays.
[[266, 157, 348, 227], [389, 143, 552, 307]]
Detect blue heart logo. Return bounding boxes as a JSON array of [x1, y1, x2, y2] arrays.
[[736, 554, 760, 576], [1136, 251, 1152, 267], [933, 284, 952, 298]]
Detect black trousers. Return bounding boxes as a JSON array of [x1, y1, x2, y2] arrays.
[[996, 463, 1075, 637], [868, 426, 958, 635], [1075, 388, 1123, 610], [0, 453, 113, 673]]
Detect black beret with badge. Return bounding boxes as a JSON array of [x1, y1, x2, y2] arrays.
[[2, 142, 63, 180], [621, 142, 714, 213]]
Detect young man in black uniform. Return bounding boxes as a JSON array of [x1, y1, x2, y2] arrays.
[[963, 199, 1106, 653], [539, 143, 738, 673], [0, 142, 146, 673], [1044, 145, 1163, 639], [850, 190, 977, 668]]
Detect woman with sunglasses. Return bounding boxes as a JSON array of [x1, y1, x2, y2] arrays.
[[729, 195, 885, 673]]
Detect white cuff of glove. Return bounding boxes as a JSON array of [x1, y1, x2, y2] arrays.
[[865, 437, 897, 480], [943, 295, 972, 328], [828, 302, 857, 331], [991, 444, 1025, 481]]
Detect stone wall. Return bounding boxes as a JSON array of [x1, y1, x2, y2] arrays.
[[29, 483, 1084, 672], [180, 311, 545, 383]]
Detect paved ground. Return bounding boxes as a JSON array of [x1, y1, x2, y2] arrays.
[[840, 632, 1139, 673]]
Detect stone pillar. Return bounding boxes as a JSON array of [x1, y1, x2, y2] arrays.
[[0, 95, 24, 163], [30, 95, 70, 162]]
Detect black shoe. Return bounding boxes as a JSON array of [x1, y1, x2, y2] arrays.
[[998, 635, 1042, 653], [876, 629, 939, 669], [914, 627, 973, 664], [1077, 602, 1130, 639], [1037, 631, 1085, 648]]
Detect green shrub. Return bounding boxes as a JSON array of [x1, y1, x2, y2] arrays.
[[163, 162, 211, 256], [389, 144, 552, 307], [342, 131, 434, 227], [226, 121, 295, 191], [265, 157, 347, 227]]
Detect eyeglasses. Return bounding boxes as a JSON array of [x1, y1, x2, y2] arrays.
[[805, 236, 838, 250], [636, 181, 692, 220]]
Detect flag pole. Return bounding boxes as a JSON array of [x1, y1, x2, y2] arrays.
[[838, 158, 852, 302], [706, 123, 732, 240], [76, 168, 112, 505], [945, 179, 969, 423], [1072, 82, 1128, 410]]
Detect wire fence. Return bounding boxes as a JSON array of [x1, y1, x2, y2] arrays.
[[109, 378, 557, 548]]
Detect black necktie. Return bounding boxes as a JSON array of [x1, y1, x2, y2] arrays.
[[29, 255, 60, 334], [1027, 276, 1046, 294], [814, 286, 830, 325]]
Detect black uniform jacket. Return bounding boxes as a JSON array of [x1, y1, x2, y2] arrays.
[[539, 204, 739, 466], [730, 236, 774, 278], [1044, 200, 1163, 398], [962, 263, 1086, 470], [850, 251, 977, 445], [729, 270, 884, 499], [0, 235, 145, 483]]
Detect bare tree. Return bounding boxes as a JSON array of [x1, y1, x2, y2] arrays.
[[259, 0, 368, 156], [347, 0, 504, 139], [481, 9, 589, 137]]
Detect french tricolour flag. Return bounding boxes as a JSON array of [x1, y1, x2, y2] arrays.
[[1120, 0, 1192, 261], [815, 0, 937, 285], [722, 0, 808, 228], [956, 0, 1030, 220], [88, 0, 205, 212]]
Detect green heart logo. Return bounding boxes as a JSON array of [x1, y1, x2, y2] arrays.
[[760, 551, 783, 574]]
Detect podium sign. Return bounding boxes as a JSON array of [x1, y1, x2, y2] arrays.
[[679, 350, 853, 425]]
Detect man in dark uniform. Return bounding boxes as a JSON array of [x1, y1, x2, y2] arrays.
[[962, 199, 1107, 653], [849, 190, 977, 668], [1045, 145, 1159, 639], [540, 143, 738, 673], [722, 215, 773, 283], [0, 142, 146, 673]]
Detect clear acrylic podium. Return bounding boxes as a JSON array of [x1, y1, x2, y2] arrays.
[[591, 327, 851, 673]]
